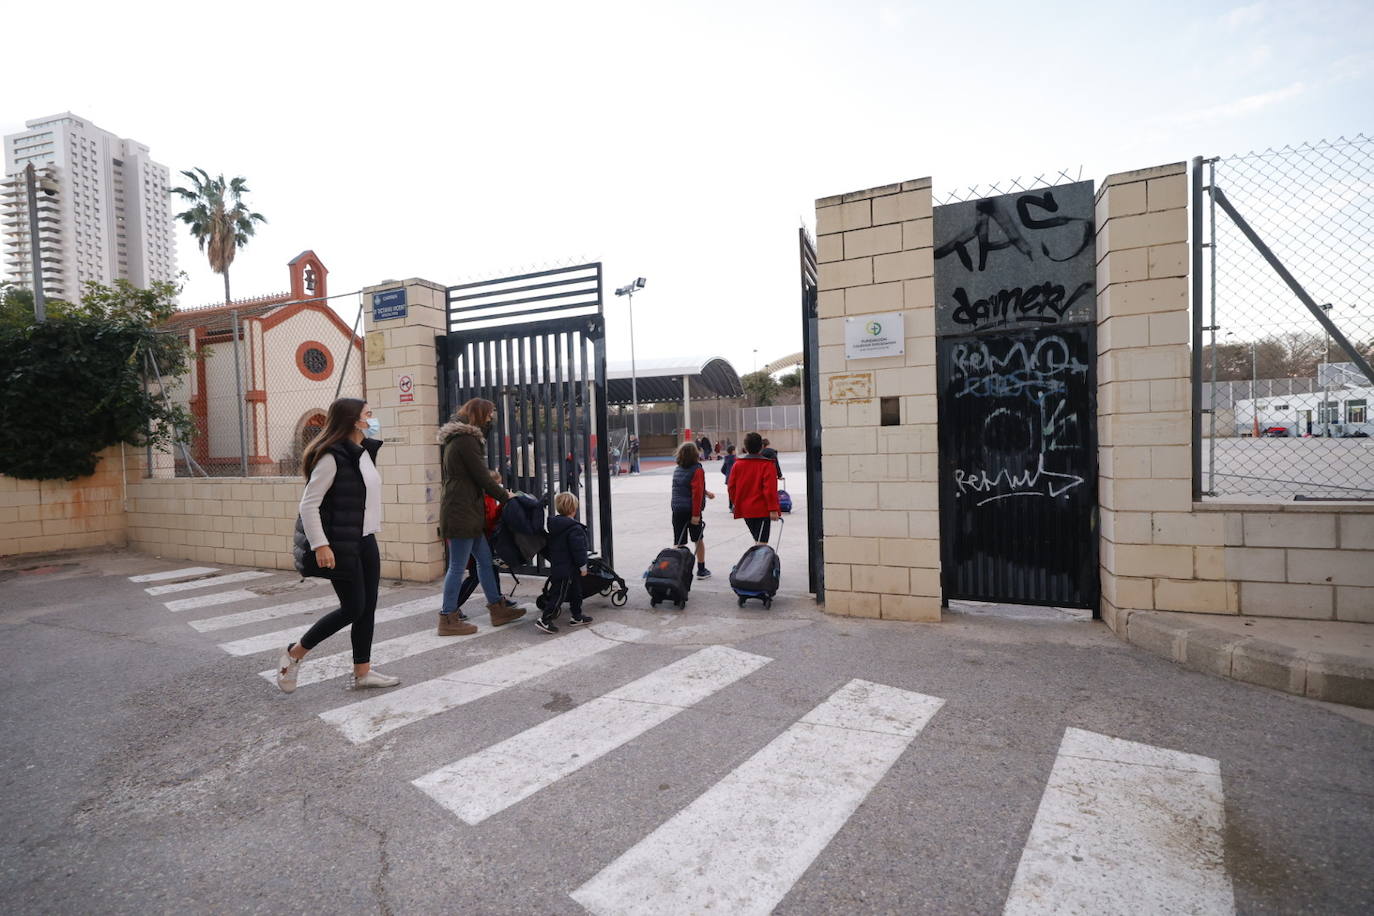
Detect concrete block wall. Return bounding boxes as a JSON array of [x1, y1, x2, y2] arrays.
[[126, 468, 298, 570], [0, 447, 130, 557], [815, 178, 941, 622], [1097, 163, 1374, 627], [361, 278, 447, 582]]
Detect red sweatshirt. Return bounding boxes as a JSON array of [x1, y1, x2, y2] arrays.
[[728, 455, 780, 519]]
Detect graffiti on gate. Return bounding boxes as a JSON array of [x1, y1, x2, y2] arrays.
[[933, 181, 1096, 336], [946, 331, 1090, 506]]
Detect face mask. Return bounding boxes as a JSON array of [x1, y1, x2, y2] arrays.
[[483, 419, 494, 434], [364, 418, 381, 439]]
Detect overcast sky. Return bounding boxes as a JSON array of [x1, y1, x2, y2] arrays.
[[5, 0, 1371, 376]]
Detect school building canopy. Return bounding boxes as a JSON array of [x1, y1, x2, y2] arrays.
[[605, 356, 743, 406]]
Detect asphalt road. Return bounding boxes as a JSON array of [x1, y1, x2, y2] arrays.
[[2, 456, 1372, 914]]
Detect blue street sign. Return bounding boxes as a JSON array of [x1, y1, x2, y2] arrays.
[[372, 288, 408, 321]]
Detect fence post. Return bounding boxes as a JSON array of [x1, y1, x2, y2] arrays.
[[362, 278, 448, 582], [231, 309, 248, 477]]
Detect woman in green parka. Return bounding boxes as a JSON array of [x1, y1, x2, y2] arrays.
[[437, 397, 525, 635]]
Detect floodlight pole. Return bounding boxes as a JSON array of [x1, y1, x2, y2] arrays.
[[1321, 304, 1332, 437], [615, 278, 646, 448]]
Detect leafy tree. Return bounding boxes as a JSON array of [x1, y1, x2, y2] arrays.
[[171, 168, 267, 304], [778, 369, 802, 388], [741, 370, 780, 407], [0, 279, 193, 480]]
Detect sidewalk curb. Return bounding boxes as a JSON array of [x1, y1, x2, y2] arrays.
[[1112, 609, 1374, 710]]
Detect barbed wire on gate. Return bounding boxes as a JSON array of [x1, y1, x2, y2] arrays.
[[932, 167, 1085, 206]]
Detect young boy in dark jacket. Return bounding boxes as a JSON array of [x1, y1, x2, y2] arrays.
[[537, 492, 591, 634]]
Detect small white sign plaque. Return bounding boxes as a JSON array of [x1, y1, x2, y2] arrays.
[[844, 312, 905, 360]]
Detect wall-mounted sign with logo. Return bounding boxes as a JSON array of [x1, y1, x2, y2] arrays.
[[844, 312, 905, 360], [372, 288, 407, 322], [398, 374, 414, 403]]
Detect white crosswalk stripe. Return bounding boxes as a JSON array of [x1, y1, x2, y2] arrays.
[[1002, 727, 1235, 915], [164, 589, 260, 612], [257, 613, 501, 687], [144, 570, 275, 595], [129, 566, 218, 582], [188, 594, 345, 633], [414, 645, 772, 825], [215, 595, 442, 656], [570, 679, 944, 916], [320, 622, 648, 744]]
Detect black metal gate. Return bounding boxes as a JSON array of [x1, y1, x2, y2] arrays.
[[799, 228, 824, 600], [440, 263, 613, 572], [933, 181, 1099, 611]]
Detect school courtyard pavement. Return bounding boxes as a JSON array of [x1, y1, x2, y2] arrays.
[[2, 453, 1373, 913]]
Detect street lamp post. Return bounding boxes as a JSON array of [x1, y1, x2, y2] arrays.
[[614, 277, 647, 453], [1321, 303, 1333, 437]]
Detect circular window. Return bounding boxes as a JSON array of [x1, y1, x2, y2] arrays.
[[296, 341, 334, 381]]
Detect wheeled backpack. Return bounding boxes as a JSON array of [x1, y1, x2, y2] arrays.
[[730, 518, 782, 608], [643, 546, 694, 609]]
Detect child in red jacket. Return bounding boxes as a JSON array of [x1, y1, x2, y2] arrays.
[[727, 432, 780, 545]]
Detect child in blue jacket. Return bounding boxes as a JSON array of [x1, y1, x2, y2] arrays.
[[537, 492, 590, 634]]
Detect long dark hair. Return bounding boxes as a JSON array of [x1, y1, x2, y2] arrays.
[[455, 397, 495, 430], [302, 397, 366, 478]]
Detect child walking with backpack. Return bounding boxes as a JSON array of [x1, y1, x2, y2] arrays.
[[671, 441, 716, 579], [536, 492, 591, 635]]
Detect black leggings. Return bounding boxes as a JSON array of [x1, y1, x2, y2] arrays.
[[299, 535, 381, 664], [745, 518, 772, 544]]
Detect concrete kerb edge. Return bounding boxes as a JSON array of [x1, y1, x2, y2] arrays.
[[1115, 610, 1374, 710]]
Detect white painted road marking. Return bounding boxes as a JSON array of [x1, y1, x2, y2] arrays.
[[188, 594, 345, 633], [163, 589, 260, 612], [145, 570, 275, 595], [570, 678, 944, 916], [257, 614, 500, 687], [1003, 727, 1235, 916], [214, 595, 441, 655], [320, 623, 647, 744], [129, 567, 218, 583], [415, 645, 772, 825]]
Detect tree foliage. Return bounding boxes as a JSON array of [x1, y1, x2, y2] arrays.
[[778, 369, 802, 388], [741, 370, 780, 407], [171, 168, 267, 304], [0, 280, 193, 480], [1201, 331, 1374, 381]]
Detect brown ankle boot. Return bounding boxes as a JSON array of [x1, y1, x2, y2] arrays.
[[438, 612, 477, 636], [488, 601, 527, 626]]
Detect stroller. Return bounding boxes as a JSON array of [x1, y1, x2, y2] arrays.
[[535, 555, 630, 611]]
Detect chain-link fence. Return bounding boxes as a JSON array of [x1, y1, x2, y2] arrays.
[[1197, 136, 1374, 500], [144, 299, 366, 478]]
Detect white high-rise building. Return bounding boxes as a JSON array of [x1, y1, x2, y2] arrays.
[[2, 113, 177, 301]]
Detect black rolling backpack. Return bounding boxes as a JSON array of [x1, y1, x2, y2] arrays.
[[644, 546, 694, 609], [730, 518, 782, 609]]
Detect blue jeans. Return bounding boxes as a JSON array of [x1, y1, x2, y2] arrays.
[[443, 536, 502, 613]]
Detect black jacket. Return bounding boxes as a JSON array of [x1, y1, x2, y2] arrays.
[[545, 514, 589, 578], [293, 437, 382, 579]]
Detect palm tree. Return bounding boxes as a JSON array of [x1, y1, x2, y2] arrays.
[[170, 168, 266, 304]]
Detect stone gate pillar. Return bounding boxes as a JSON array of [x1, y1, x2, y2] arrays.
[[814, 179, 942, 622], [362, 278, 447, 582]]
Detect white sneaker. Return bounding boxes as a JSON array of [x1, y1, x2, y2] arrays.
[[276, 646, 302, 694], [349, 669, 400, 690]]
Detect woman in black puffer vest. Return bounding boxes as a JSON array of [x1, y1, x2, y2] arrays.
[[275, 397, 399, 694]]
